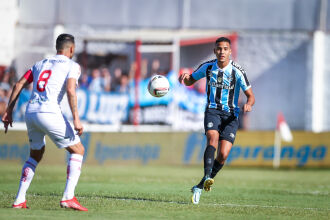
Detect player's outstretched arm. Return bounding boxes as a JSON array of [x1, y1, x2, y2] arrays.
[[243, 88, 255, 113], [178, 73, 197, 86], [67, 78, 83, 136], [1, 77, 29, 133]]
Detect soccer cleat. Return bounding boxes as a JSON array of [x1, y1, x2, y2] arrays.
[[191, 186, 202, 205], [60, 197, 88, 211], [203, 177, 214, 192], [12, 201, 28, 209]]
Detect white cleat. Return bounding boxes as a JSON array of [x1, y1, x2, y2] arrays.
[[191, 186, 202, 205]]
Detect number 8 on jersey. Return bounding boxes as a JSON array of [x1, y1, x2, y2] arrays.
[[37, 70, 52, 92]]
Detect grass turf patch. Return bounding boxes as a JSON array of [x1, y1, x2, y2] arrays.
[[0, 165, 329, 219]]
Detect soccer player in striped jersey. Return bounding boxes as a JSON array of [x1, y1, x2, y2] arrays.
[[179, 37, 255, 204], [2, 34, 88, 211]]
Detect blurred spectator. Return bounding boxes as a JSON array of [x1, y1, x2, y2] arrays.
[[0, 66, 5, 81], [0, 69, 15, 116], [128, 60, 148, 80], [115, 73, 129, 94], [129, 61, 137, 81], [0, 83, 10, 116], [114, 67, 122, 81], [151, 59, 160, 76], [141, 59, 148, 79], [100, 67, 111, 92], [88, 68, 103, 92], [111, 67, 122, 91], [6, 67, 18, 85], [79, 72, 90, 90], [1, 72, 11, 90]]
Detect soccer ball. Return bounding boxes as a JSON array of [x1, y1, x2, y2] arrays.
[[148, 75, 170, 97]]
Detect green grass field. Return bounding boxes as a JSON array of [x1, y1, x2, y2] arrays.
[[0, 165, 329, 220]]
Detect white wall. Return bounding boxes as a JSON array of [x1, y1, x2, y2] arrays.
[[0, 0, 18, 66]]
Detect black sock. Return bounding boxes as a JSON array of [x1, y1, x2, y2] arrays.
[[195, 145, 216, 189], [203, 145, 216, 178], [210, 159, 224, 178], [197, 176, 206, 189]]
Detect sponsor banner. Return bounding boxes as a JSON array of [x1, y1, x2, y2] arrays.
[[14, 89, 129, 125], [129, 105, 172, 125], [0, 132, 66, 165], [184, 132, 330, 167], [61, 90, 129, 124], [0, 131, 329, 167], [128, 105, 204, 130]]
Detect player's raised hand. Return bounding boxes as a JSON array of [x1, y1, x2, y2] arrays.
[[1, 111, 13, 133], [243, 103, 252, 113], [178, 73, 190, 85], [73, 119, 83, 136]]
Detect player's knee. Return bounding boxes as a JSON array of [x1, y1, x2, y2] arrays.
[[207, 133, 219, 147], [219, 150, 230, 162], [66, 142, 85, 156], [30, 146, 45, 163], [208, 138, 218, 148], [78, 142, 85, 154], [79, 144, 85, 155]]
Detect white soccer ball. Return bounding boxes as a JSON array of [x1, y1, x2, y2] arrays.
[[148, 75, 170, 97]]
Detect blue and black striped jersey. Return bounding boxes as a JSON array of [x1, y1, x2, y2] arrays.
[[192, 59, 251, 116]]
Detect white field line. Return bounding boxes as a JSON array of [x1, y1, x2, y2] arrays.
[[81, 195, 330, 211], [23, 193, 330, 211], [102, 197, 330, 211], [113, 198, 330, 211], [208, 203, 330, 211]]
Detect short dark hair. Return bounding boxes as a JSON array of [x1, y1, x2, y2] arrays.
[[215, 37, 231, 45], [56, 33, 75, 51]]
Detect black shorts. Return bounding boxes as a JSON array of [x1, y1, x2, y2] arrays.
[[204, 108, 239, 144]]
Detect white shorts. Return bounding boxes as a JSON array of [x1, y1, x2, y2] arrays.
[[25, 112, 81, 150]]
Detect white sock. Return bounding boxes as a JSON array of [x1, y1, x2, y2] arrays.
[[62, 154, 83, 201], [14, 157, 38, 205]]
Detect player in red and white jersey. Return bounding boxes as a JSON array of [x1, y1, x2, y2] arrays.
[[2, 34, 88, 211], [25, 52, 81, 114]]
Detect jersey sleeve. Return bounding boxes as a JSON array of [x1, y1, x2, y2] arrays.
[[191, 63, 208, 80], [67, 62, 81, 85], [23, 69, 33, 84], [238, 70, 251, 91]]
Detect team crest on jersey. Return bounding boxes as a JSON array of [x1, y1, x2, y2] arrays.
[[207, 122, 213, 128], [217, 76, 223, 83]]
